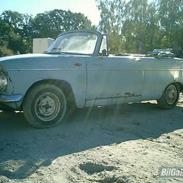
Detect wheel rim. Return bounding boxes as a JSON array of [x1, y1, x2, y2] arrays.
[[34, 92, 65, 122], [165, 85, 178, 105]]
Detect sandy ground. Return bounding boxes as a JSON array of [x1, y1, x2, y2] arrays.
[[0, 96, 183, 183]]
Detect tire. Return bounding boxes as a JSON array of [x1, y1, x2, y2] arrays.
[[23, 83, 68, 128], [157, 84, 179, 109]]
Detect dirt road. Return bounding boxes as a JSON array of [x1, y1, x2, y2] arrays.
[[0, 97, 183, 183]]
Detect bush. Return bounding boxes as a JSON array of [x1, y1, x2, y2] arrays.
[[0, 46, 14, 57]]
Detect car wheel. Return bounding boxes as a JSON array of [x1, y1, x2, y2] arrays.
[[23, 83, 67, 128], [157, 84, 179, 109]]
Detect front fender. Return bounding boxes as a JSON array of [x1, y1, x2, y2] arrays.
[[1, 55, 87, 108]]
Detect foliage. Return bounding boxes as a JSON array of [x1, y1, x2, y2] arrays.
[[32, 9, 94, 38], [0, 46, 13, 56], [0, 11, 33, 54], [0, 10, 94, 56], [97, 0, 183, 55], [1, 1, 183, 56]]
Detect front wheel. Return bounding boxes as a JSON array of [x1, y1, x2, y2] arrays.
[[157, 84, 179, 109], [23, 84, 67, 128]]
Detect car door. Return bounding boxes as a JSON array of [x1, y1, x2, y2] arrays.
[[86, 55, 144, 103]]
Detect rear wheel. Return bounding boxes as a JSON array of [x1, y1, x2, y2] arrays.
[[157, 84, 179, 109], [23, 83, 67, 128]]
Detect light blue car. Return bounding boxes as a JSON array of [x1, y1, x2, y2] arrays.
[[0, 30, 183, 128]]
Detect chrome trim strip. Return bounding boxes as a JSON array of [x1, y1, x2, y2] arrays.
[[7, 68, 183, 71], [0, 94, 23, 103], [7, 69, 85, 71]]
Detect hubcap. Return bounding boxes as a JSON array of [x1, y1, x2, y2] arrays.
[[34, 92, 62, 122], [165, 85, 178, 105]]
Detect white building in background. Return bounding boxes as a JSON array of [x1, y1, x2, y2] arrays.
[[33, 38, 54, 53]]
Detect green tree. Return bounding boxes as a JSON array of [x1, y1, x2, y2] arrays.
[[0, 18, 15, 56], [158, 0, 183, 49], [97, 0, 183, 55], [123, 0, 160, 53], [98, 0, 162, 53], [0, 9, 95, 56], [97, 0, 128, 53], [32, 9, 94, 38], [0, 11, 33, 54]]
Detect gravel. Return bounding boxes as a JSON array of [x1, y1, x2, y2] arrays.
[[0, 96, 183, 183]]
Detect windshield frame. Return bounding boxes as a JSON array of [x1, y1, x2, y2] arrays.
[[46, 30, 103, 56]]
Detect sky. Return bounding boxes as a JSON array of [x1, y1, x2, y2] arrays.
[[0, 0, 101, 25]]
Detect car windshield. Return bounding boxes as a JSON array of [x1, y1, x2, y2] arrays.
[[46, 32, 98, 55]]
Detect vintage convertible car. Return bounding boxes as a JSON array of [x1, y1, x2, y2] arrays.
[[0, 30, 183, 128]]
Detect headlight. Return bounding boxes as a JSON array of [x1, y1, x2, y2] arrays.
[[0, 72, 8, 91]]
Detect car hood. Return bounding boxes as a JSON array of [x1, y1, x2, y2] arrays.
[[0, 54, 55, 62], [0, 53, 89, 71]]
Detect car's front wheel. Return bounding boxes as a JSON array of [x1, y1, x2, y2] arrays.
[[23, 83, 67, 128], [157, 84, 179, 109]]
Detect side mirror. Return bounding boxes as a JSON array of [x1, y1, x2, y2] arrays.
[[101, 49, 108, 56]]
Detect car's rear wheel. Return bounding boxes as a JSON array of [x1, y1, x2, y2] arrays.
[[23, 83, 67, 128], [157, 84, 179, 109]]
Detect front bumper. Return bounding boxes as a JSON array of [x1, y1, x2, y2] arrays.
[[0, 94, 23, 103]]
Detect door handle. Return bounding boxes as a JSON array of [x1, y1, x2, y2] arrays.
[[74, 63, 82, 67]]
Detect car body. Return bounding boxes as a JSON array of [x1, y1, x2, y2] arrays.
[[0, 30, 183, 128]]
